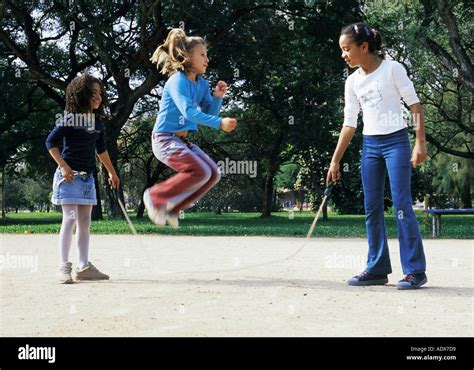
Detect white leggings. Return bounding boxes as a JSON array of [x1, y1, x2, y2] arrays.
[[59, 204, 92, 269]]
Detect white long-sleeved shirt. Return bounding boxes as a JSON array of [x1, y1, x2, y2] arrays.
[[343, 60, 420, 135]]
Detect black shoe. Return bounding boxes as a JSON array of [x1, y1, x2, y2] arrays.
[[397, 273, 428, 290], [347, 271, 388, 286]]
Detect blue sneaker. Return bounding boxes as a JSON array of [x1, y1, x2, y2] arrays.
[[347, 271, 388, 286], [397, 273, 428, 290]]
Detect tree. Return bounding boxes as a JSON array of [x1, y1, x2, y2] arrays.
[[4, 177, 27, 212], [206, 0, 363, 216], [417, 0, 473, 92], [6, 0, 433, 218], [432, 151, 473, 208], [0, 0, 167, 217], [0, 52, 58, 218], [364, 0, 472, 208], [364, 0, 473, 159]]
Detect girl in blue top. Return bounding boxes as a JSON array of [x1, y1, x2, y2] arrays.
[[327, 23, 428, 289], [143, 28, 237, 228]]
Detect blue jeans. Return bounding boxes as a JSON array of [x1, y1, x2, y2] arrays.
[[361, 128, 426, 275]]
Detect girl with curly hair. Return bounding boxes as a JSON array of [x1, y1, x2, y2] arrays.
[[46, 72, 120, 284]]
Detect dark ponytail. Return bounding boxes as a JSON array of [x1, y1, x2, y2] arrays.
[[341, 22, 385, 59]]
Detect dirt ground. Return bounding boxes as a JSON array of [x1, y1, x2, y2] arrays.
[[1, 234, 472, 336]]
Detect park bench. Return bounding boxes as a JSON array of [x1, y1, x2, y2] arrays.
[[422, 208, 474, 237]]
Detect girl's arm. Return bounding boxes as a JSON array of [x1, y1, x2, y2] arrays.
[[392, 63, 428, 167], [97, 151, 120, 189], [168, 76, 222, 129], [409, 103, 428, 167], [326, 75, 358, 185], [46, 125, 75, 182], [48, 147, 75, 183], [47, 147, 68, 170], [200, 80, 237, 132], [200, 80, 224, 116], [326, 126, 357, 186]]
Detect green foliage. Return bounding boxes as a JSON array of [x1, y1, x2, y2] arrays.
[[2, 0, 470, 217], [4, 175, 51, 212], [431, 153, 473, 208]]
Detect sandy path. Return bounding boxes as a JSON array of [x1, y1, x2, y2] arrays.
[[1, 234, 472, 336]]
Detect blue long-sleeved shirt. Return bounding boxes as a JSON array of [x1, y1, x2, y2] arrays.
[[153, 71, 223, 133], [45, 113, 107, 173]]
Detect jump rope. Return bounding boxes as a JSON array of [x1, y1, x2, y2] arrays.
[[112, 180, 335, 276]]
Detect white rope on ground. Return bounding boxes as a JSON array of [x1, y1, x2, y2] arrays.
[[115, 184, 333, 276]]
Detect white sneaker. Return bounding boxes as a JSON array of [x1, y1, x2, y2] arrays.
[[143, 188, 166, 226], [59, 262, 73, 284], [166, 213, 179, 228], [75, 262, 109, 280]]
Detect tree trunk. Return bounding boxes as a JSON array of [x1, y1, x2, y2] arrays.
[[460, 175, 472, 208], [103, 122, 123, 219], [104, 179, 125, 220], [1, 166, 5, 219], [136, 191, 146, 218], [272, 187, 278, 211], [260, 128, 285, 218], [261, 173, 275, 218], [91, 166, 103, 220]]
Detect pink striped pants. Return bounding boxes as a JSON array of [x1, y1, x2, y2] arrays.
[[149, 133, 221, 214]]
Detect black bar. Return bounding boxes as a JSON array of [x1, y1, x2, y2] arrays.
[[0, 337, 471, 368]]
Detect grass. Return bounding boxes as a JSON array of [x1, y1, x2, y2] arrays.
[[0, 210, 473, 239]]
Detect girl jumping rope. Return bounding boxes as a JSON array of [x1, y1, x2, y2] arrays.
[[143, 28, 237, 228], [46, 72, 120, 284], [327, 23, 428, 290]]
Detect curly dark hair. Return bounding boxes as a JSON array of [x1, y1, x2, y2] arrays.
[[65, 71, 109, 118]]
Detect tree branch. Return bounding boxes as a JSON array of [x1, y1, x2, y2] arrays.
[[426, 133, 473, 159]]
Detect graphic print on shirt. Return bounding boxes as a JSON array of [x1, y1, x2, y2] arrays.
[[358, 80, 383, 111]]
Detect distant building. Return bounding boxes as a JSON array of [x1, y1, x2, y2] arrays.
[[277, 189, 311, 211]]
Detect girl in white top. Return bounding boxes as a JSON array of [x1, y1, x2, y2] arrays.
[[327, 23, 428, 290], [343, 54, 422, 136]]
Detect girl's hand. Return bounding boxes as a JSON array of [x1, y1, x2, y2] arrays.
[[326, 162, 341, 186], [60, 164, 75, 183], [108, 172, 120, 189], [220, 117, 237, 133], [214, 81, 228, 98], [411, 141, 428, 168]]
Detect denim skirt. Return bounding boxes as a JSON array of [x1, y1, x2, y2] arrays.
[[51, 167, 97, 205]]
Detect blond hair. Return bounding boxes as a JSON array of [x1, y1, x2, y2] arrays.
[[150, 28, 207, 76]]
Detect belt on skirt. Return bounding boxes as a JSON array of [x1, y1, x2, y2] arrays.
[[57, 170, 93, 186]]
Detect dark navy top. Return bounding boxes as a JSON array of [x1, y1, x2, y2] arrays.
[[45, 113, 107, 173]]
